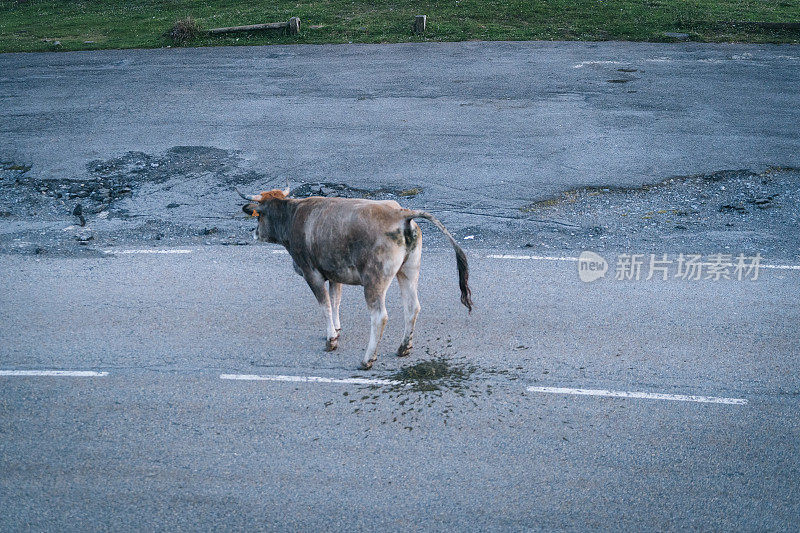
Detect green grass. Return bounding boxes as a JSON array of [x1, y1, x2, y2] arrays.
[[0, 0, 798, 53]]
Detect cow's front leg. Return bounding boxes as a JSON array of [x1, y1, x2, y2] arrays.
[[329, 281, 343, 335], [304, 271, 339, 351], [361, 281, 390, 370]]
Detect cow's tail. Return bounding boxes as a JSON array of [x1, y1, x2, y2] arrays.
[[405, 211, 473, 313]]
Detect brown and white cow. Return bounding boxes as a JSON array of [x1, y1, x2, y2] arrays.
[[237, 186, 472, 369]]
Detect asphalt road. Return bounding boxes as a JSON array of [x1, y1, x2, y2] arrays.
[[1, 41, 799, 531], [1, 246, 798, 530], [1, 41, 799, 202]]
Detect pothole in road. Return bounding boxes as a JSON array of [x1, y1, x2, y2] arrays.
[[291, 182, 422, 200], [1, 146, 258, 219], [516, 167, 800, 260], [0, 147, 430, 254]]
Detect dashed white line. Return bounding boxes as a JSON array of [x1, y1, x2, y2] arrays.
[[220, 373, 398, 386], [94, 247, 800, 271], [526, 386, 747, 405], [221, 375, 747, 406], [103, 249, 192, 255], [573, 60, 622, 69], [486, 254, 579, 261], [0, 370, 751, 406], [762, 263, 800, 271], [485, 254, 800, 270], [0, 370, 109, 377]]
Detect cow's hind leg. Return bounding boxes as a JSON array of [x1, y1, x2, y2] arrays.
[[329, 281, 343, 335], [396, 252, 421, 358], [304, 271, 339, 351], [361, 280, 391, 370]]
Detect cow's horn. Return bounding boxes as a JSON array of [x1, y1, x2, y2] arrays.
[[234, 187, 260, 201], [282, 180, 291, 197]]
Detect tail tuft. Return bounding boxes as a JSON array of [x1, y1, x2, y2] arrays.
[[455, 245, 473, 313]]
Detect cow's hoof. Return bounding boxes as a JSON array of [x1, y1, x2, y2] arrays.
[[397, 344, 412, 357], [361, 354, 377, 370], [325, 337, 339, 352]]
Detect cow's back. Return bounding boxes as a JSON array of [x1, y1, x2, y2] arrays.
[[287, 197, 411, 284]]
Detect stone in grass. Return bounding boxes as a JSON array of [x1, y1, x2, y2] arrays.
[[663, 32, 690, 40]]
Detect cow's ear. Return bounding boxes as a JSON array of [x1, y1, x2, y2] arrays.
[[242, 202, 260, 216]]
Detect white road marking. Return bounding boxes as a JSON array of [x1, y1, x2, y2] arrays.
[[762, 263, 800, 270], [103, 249, 192, 255], [526, 386, 747, 405], [220, 373, 398, 386], [220, 375, 746, 405], [485, 254, 799, 270], [573, 60, 622, 69], [0, 370, 109, 377], [89, 246, 800, 271], [486, 254, 579, 261]]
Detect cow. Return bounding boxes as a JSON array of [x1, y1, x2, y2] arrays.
[[236, 186, 472, 369]]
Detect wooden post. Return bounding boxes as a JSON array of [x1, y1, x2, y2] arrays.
[[413, 15, 426, 34], [289, 17, 300, 35]]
